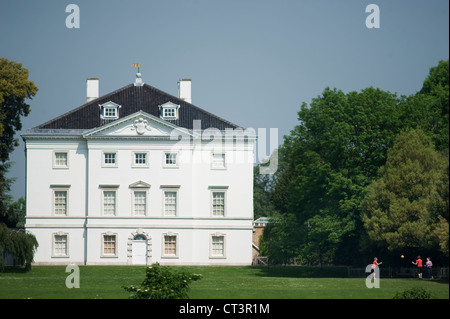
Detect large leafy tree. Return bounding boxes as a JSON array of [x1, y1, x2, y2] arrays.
[[253, 166, 278, 220], [0, 223, 38, 270], [261, 60, 448, 265], [259, 213, 302, 265], [267, 87, 404, 264], [0, 57, 38, 162], [0, 57, 38, 218], [0, 58, 38, 270], [361, 129, 448, 254], [400, 60, 449, 151]]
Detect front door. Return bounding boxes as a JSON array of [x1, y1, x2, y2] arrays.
[[132, 235, 147, 265]]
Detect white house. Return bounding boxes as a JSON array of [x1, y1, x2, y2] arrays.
[[22, 74, 255, 266]]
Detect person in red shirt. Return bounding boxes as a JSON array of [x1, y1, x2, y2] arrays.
[[412, 256, 423, 279], [371, 257, 382, 279]]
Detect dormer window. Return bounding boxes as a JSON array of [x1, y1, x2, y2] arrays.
[[104, 107, 117, 118], [159, 101, 180, 120], [164, 108, 176, 118], [99, 101, 121, 120]]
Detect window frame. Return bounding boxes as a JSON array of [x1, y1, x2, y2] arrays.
[[209, 233, 226, 259], [132, 190, 148, 216], [51, 186, 70, 216], [101, 232, 118, 258], [99, 101, 121, 120], [163, 151, 179, 168], [101, 188, 118, 216], [210, 188, 227, 217], [163, 107, 176, 118], [132, 151, 149, 168], [211, 152, 226, 170], [53, 151, 69, 169], [52, 232, 69, 258], [162, 189, 178, 217], [161, 185, 180, 218], [159, 102, 180, 120], [102, 151, 118, 168], [162, 232, 179, 258], [103, 107, 118, 119]]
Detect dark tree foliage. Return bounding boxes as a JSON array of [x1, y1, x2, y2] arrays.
[[260, 60, 449, 265], [0, 223, 38, 270], [0, 58, 38, 271]]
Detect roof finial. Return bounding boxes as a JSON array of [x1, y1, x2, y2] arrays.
[[132, 63, 144, 86]]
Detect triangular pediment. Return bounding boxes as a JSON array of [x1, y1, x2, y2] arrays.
[[82, 111, 192, 139], [129, 180, 151, 188], [99, 101, 122, 109]]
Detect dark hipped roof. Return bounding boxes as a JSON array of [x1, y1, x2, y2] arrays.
[[35, 83, 241, 131]]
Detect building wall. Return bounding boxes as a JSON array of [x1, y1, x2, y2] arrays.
[[25, 133, 254, 266], [25, 139, 87, 218], [28, 227, 86, 265], [84, 226, 252, 266]]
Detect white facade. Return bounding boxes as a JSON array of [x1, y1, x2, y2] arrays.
[[23, 109, 255, 266]]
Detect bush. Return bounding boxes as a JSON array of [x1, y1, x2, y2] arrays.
[[393, 287, 435, 299], [123, 262, 202, 299]]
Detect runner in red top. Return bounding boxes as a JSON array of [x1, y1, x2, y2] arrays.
[[412, 256, 423, 279], [371, 257, 382, 279]]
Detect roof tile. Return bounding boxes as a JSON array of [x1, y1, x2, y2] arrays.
[[36, 83, 241, 131]]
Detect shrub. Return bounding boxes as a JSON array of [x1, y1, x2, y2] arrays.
[[393, 287, 435, 299], [123, 262, 202, 299]]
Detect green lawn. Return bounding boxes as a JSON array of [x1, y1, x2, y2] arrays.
[[0, 266, 448, 299]]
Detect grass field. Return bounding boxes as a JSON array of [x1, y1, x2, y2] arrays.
[[0, 266, 448, 299]]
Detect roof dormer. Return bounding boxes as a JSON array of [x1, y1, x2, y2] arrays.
[[99, 101, 122, 120], [159, 101, 180, 120]]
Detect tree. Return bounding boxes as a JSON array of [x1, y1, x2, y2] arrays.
[[361, 129, 448, 254], [400, 60, 449, 151], [263, 61, 449, 265], [269, 86, 404, 264], [0, 57, 38, 221], [0, 161, 14, 220], [0, 57, 38, 162], [0, 223, 38, 270], [259, 213, 304, 265], [0, 197, 26, 229], [253, 166, 278, 220]]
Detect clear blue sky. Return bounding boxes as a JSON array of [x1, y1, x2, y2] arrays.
[[1, 0, 449, 200]]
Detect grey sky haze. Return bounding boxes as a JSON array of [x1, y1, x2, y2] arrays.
[[0, 0, 449, 200]]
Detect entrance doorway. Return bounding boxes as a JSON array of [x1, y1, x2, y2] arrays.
[[132, 235, 147, 265]]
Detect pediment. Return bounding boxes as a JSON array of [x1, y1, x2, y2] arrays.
[[99, 101, 122, 109], [83, 111, 192, 139], [129, 180, 151, 188]]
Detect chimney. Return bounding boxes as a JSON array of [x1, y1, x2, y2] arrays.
[[178, 79, 192, 103], [86, 78, 99, 102]]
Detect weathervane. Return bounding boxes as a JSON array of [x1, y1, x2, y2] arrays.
[[132, 63, 144, 86], [132, 63, 141, 73]]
